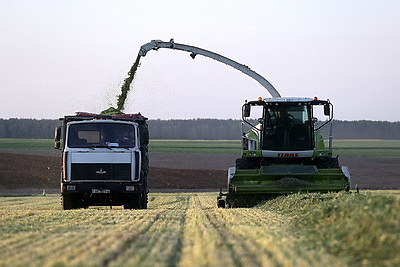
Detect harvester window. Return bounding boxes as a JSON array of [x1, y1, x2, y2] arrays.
[[263, 105, 312, 150]]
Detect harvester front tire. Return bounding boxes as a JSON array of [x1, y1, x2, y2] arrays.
[[217, 199, 226, 208], [236, 157, 260, 169]]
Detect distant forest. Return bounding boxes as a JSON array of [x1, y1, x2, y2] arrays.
[[0, 118, 399, 140]]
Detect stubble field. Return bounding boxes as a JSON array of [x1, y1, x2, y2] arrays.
[[0, 139, 399, 266], [1, 192, 399, 266]]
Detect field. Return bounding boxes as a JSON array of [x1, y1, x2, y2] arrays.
[[1, 139, 400, 157], [0, 192, 399, 266], [0, 138, 399, 266]]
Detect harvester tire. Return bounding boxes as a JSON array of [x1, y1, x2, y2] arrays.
[[236, 157, 260, 169], [325, 157, 339, 168], [217, 199, 226, 208], [315, 157, 339, 169]]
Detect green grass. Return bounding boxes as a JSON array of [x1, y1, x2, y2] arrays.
[[148, 139, 241, 154], [0, 191, 398, 266], [1, 138, 400, 157], [0, 138, 53, 150], [330, 140, 400, 157]]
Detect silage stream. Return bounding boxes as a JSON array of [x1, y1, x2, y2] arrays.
[[101, 54, 142, 115]]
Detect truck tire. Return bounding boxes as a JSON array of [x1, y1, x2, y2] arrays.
[[141, 191, 148, 209], [139, 174, 148, 209], [62, 195, 79, 210], [123, 196, 137, 209]]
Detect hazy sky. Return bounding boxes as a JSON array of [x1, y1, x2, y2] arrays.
[[1, 0, 399, 121]]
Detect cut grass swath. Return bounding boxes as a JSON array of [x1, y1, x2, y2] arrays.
[[0, 191, 398, 266]]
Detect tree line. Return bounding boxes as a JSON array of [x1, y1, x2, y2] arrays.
[[0, 118, 399, 140]]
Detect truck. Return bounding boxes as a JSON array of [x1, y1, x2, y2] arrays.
[[217, 97, 351, 207], [54, 112, 149, 210]]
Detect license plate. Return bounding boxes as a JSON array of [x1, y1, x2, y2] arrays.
[[92, 189, 110, 194]]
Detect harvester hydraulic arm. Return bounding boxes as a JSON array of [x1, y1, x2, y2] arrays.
[[139, 39, 281, 98]]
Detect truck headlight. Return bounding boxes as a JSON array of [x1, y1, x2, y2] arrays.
[[66, 185, 76, 191], [126, 186, 135, 192]]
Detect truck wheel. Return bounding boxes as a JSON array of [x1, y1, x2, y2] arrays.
[[139, 176, 148, 209], [141, 191, 148, 209], [123, 196, 136, 209], [62, 195, 78, 210], [135, 193, 147, 209]]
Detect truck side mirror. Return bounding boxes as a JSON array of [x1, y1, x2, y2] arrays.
[[243, 103, 251, 117], [324, 103, 331, 116], [54, 126, 61, 149]]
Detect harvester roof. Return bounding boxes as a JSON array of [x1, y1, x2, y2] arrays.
[[254, 97, 329, 106], [263, 97, 313, 103]]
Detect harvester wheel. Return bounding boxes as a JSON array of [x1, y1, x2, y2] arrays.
[[236, 157, 260, 169], [217, 199, 226, 208], [345, 184, 350, 192]]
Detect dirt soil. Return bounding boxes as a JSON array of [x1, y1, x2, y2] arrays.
[[0, 150, 399, 192]]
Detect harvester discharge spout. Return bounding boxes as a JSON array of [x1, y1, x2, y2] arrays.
[[139, 39, 281, 98]]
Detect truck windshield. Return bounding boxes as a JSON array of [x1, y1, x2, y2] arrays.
[[263, 104, 312, 150], [67, 123, 136, 148]]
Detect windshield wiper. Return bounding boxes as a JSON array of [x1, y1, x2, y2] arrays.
[[87, 144, 112, 150]]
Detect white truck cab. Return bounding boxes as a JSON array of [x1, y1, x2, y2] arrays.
[[55, 112, 149, 210]]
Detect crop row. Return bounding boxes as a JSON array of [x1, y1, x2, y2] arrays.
[[2, 192, 397, 266]]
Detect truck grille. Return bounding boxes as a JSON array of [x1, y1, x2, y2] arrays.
[[71, 163, 131, 181]]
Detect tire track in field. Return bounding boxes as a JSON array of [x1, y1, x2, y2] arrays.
[[205, 198, 347, 267], [196, 196, 318, 266], [196, 196, 248, 266], [207, 207, 284, 266], [99, 212, 162, 266], [105, 195, 190, 266], [197, 197, 278, 267], [177, 196, 262, 266]]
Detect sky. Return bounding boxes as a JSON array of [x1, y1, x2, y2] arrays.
[[1, 0, 399, 122]]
